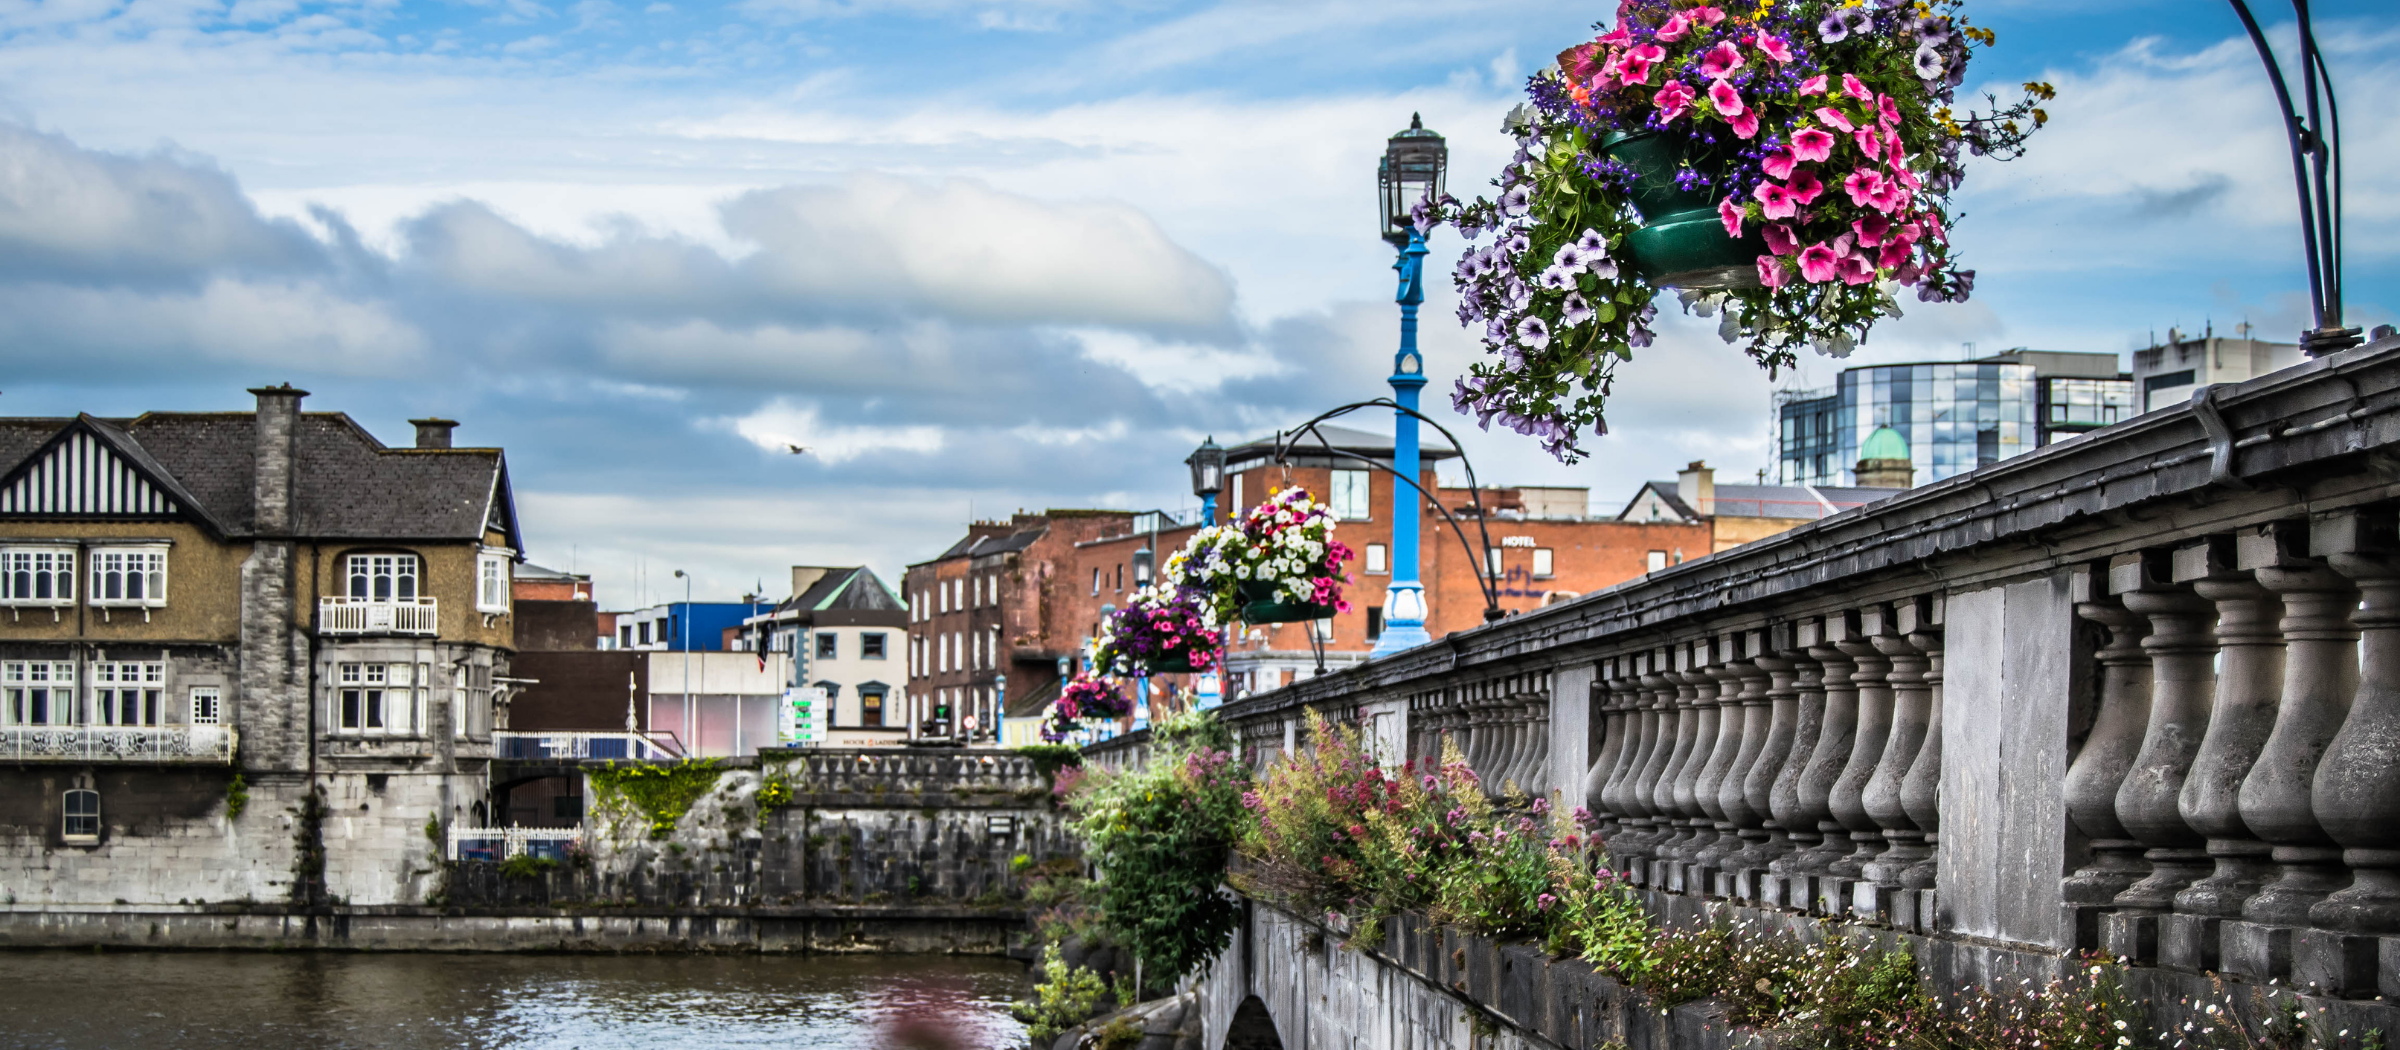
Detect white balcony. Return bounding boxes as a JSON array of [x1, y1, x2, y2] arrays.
[[318, 596, 438, 635], [491, 731, 682, 761], [0, 724, 237, 764]]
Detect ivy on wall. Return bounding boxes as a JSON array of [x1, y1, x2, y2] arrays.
[[589, 759, 724, 839]]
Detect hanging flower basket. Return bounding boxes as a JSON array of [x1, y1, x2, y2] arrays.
[[1171, 486, 1353, 627], [1089, 585, 1222, 679], [1142, 648, 1213, 674], [1425, 0, 2054, 462], [1041, 675, 1133, 741]]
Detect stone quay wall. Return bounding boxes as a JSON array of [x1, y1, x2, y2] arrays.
[[1098, 336, 2400, 1046]]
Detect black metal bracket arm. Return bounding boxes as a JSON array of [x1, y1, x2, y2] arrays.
[[2230, 1, 2354, 356]]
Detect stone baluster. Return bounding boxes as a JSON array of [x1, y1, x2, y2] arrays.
[[2111, 549, 2221, 914], [1517, 690, 1551, 798], [1693, 641, 1752, 869], [1768, 621, 1829, 875], [1483, 684, 1521, 788], [2241, 525, 2361, 926], [1651, 647, 1708, 863], [1624, 654, 1680, 860], [1583, 662, 1628, 837], [1662, 649, 1720, 865], [1898, 607, 1945, 891], [1467, 686, 1500, 778], [1598, 659, 1651, 856], [1789, 622, 1859, 874], [2063, 584, 2154, 919], [1827, 607, 1895, 878], [2170, 536, 2284, 922], [1862, 619, 1933, 889], [1718, 633, 1780, 878], [1644, 654, 1696, 862], [2312, 508, 2400, 935]]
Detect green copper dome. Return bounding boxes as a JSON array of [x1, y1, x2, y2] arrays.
[[1860, 425, 1911, 462]]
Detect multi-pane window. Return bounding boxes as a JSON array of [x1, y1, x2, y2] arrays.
[[2, 547, 74, 604], [189, 686, 222, 725], [346, 554, 420, 601], [89, 548, 167, 606], [476, 553, 510, 613], [1330, 470, 1372, 520], [62, 788, 99, 843], [862, 633, 887, 659], [93, 661, 165, 726], [335, 662, 426, 734], [3, 661, 75, 725], [816, 634, 839, 660]]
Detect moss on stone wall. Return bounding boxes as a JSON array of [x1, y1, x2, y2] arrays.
[[589, 759, 723, 839]]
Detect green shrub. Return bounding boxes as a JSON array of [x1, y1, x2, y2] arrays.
[[1065, 710, 1249, 985], [498, 854, 559, 880], [588, 759, 722, 839], [1013, 743, 1084, 782], [1011, 940, 1108, 1046], [223, 772, 249, 820]]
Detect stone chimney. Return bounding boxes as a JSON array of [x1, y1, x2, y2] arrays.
[[410, 417, 458, 449], [1676, 461, 1716, 516], [249, 384, 308, 535]]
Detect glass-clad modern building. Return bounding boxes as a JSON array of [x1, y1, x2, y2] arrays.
[[1776, 351, 2132, 487]]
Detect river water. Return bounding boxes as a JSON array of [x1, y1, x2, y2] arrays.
[[0, 950, 1030, 1049]]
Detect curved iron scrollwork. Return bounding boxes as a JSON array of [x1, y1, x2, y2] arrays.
[[2229, 1, 2354, 356]]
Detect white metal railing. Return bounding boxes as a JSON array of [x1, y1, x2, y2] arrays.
[[0, 724, 236, 763], [491, 731, 681, 761], [447, 826, 580, 862], [317, 596, 438, 635]]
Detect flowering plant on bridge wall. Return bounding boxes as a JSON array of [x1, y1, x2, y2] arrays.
[[1171, 486, 1354, 622], [1088, 584, 1223, 675], [1423, 0, 2053, 461], [1040, 675, 1133, 742]]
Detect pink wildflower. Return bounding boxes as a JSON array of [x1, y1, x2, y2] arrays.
[[1752, 180, 1797, 220], [1718, 195, 1743, 238], [1620, 43, 1664, 85], [1790, 127, 1835, 163], [1761, 150, 1796, 180], [1756, 254, 1788, 288], [1653, 80, 1698, 121], [1700, 41, 1744, 79], [1729, 109, 1759, 138], [1798, 242, 1841, 283], [1762, 223, 1798, 256], [1787, 168, 1825, 205], [1754, 32, 1793, 63], [1707, 79, 1745, 117], [1814, 106, 1855, 133], [1842, 73, 1873, 100], [1655, 11, 1690, 41]]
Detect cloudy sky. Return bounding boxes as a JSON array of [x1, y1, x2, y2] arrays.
[[0, 0, 2389, 607]]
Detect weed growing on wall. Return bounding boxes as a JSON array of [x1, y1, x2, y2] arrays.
[[1063, 708, 1250, 985], [1014, 743, 1084, 784], [1012, 941, 1109, 1046], [223, 772, 248, 820], [588, 759, 724, 839]]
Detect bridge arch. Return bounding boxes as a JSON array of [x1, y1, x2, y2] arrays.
[[1223, 995, 1283, 1050]]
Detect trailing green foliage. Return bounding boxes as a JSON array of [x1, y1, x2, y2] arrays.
[[498, 854, 559, 880], [1063, 708, 1249, 984], [755, 773, 794, 809], [223, 772, 248, 820], [588, 758, 723, 839], [1011, 941, 1108, 1046], [1013, 743, 1084, 782]]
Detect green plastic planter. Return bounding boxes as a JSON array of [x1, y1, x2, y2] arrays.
[[1142, 648, 1212, 674], [1598, 130, 1767, 289], [1238, 580, 1333, 624]]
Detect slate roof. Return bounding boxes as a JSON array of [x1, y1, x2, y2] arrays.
[[785, 566, 904, 613], [1619, 481, 1903, 522], [1225, 421, 1460, 466], [0, 410, 518, 545], [931, 526, 1046, 562]]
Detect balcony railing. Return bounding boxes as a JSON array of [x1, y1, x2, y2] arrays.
[[318, 596, 438, 635], [447, 826, 580, 862], [491, 731, 681, 761], [0, 724, 236, 764]]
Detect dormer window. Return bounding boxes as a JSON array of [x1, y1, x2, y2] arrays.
[[476, 551, 510, 613], [346, 554, 420, 601], [89, 547, 168, 607], [1, 547, 73, 605]]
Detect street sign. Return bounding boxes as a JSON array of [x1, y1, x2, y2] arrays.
[[780, 685, 829, 745]]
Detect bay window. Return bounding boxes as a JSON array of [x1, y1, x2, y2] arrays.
[[476, 552, 510, 613], [335, 661, 427, 734], [89, 547, 168, 606], [2, 547, 73, 605]]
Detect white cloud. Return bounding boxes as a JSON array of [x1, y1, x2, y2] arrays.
[[722, 398, 946, 462], [0, 277, 425, 375]]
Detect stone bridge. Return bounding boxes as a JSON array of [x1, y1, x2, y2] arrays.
[[1088, 335, 2400, 1048]]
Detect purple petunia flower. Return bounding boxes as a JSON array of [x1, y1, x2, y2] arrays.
[[1816, 11, 1849, 42], [1537, 265, 1576, 291], [1516, 315, 1551, 350], [1561, 292, 1595, 328], [1499, 184, 1533, 218], [1913, 40, 1946, 80], [1502, 229, 1532, 256], [1574, 228, 1608, 255]]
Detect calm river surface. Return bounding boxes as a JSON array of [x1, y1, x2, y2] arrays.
[[0, 950, 1030, 1049]]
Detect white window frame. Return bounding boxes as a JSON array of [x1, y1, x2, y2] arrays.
[[1486, 547, 1504, 577], [476, 551, 512, 613], [1647, 550, 1669, 572], [334, 661, 424, 735], [92, 660, 166, 727], [1532, 548, 1555, 579], [1331, 470, 1372, 520], [3, 660, 77, 725], [88, 545, 168, 608], [1365, 543, 1388, 575], [189, 685, 222, 725], [62, 788, 99, 844], [345, 553, 421, 602], [1, 546, 75, 606]]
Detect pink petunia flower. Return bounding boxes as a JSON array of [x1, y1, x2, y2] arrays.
[[1762, 223, 1798, 256], [1655, 12, 1690, 41], [1798, 243, 1840, 283], [1620, 43, 1665, 85], [1853, 128, 1884, 163], [1754, 33, 1793, 63], [1761, 150, 1797, 180], [1757, 254, 1788, 288], [1814, 106, 1855, 133], [1843, 168, 1887, 208], [1836, 252, 1876, 285], [1787, 168, 1825, 205], [1842, 74, 1873, 101], [1729, 109, 1760, 138], [1700, 41, 1744, 79], [1878, 241, 1915, 270], [1799, 74, 1829, 96], [1790, 127, 1835, 163], [1689, 6, 1725, 27], [1597, 23, 1632, 47], [1868, 177, 1912, 214], [1708, 79, 1745, 117], [1852, 213, 1892, 247], [1753, 180, 1797, 220], [1878, 94, 1901, 127], [1653, 80, 1697, 121], [1718, 195, 1743, 238]]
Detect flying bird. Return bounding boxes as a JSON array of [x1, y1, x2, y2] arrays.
[[786, 444, 810, 455]]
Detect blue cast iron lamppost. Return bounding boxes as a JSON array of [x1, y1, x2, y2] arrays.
[[1370, 114, 1446, 657], [1186, 436, 1225, 526]]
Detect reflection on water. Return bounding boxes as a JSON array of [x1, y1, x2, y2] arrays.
[[0, 950, 1028, 1049]]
